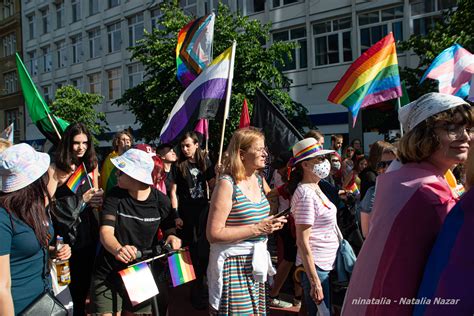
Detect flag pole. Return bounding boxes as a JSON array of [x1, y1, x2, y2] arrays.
[[217, 40, 237, 166], [397, 97, 404, 137], [81, 162, 94, 189]]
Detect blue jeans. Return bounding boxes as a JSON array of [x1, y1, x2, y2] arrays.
[[300, 267, 331, 316]]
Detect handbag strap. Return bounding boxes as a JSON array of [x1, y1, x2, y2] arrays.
[[334, 224, 343, 243]]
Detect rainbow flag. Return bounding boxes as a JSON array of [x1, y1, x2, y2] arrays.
[[66, 164, 87, 193], [328, 32, 402, 126], [345, 182, 360, 196], [119, 262, 159, 306], [176, 13, 215, 87], [167, 249, 196, 287]]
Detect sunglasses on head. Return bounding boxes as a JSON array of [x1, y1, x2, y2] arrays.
[[377, 160, 393, 169]]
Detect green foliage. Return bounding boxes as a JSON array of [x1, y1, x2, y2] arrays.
[[399, 0, 474, 100], [51, 85, 108, 139], [116, 1, 313, 147]]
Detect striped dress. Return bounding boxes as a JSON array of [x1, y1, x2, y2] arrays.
[[218, 175, 270, 315]]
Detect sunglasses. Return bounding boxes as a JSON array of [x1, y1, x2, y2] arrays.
[[377, 160, 393, 169]]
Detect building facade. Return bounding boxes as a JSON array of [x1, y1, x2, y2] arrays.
[[20, 0, 456, 146], [1, 0, 23, 143]]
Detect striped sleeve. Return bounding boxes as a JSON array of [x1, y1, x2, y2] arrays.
[[292, 186, 315, 226]]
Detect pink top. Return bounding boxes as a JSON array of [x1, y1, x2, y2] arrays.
[[291, 183, 339, 270], [342, 162, 458, 316]]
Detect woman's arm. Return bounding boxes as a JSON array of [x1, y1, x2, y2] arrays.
[[92, 166, 100, 189], [100, 226, 137, 264], [360, 212, 370, 238], [0, 255, 14, 316], [206, 179, 285, 244], [295, 224, 324, 305]]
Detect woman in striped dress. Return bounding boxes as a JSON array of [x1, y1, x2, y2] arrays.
[[207, 128, 287, 315]]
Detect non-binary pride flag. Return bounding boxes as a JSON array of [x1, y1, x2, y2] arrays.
[[168, 249, 196, 287], [161, 45, 233, 143], [66, 164, 87, 193], [420, 44, 474, 98], [328, 33, 402, 126], [176, 13, 215, 87]]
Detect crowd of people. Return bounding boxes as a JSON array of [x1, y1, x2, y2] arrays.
[[0, 92, 473, 316]]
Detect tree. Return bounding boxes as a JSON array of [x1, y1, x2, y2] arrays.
[[399, 0, 474, 100], [116, 1, 313, 148], [51, 85, 108, 139]]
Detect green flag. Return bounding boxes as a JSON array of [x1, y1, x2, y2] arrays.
[[15, 53, 69, 145], [399, 80, 410, 106]]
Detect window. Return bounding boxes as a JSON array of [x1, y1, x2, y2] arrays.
[[128, 63, 143, 88], [89, 0, 99, 15], [42, 85, 51, 102], [107, 68, 121, 100], [273, 0, 298, 9], [88, 28, 101, 59], [411, 0, 457, 36], [236, 0, 264, 15], [108, 0, 120, 8], [56, 40, 67, 68], [1, 33, 16, 57], [88, 72, 101, 94], [128, 13, 144, 47], [180, 0, 197, 16], [42, 46, 52, 72], [56, 81, 66, 90], [40, 7, 50, 34], [27, 14, 35, 40], [273, 27, 307, 71], [3, 71, 17, 94], [71, 77, 83, 91], [151, 8, 162, 30], [2, 0, 15, 19], [4, 109, 19, 141], [72, 0, 81, 22], [107, 21, 122, 53], [205, 0, 229, 14], [313, 17, 352, 66], [56, 1, 64, 29], [28, 50, 38, 76], [359, 6, 403, 53], [71, 35, 83, 63]]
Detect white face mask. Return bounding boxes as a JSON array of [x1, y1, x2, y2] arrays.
[[312, 159, 331, 179], [332, 161, 341, 170]]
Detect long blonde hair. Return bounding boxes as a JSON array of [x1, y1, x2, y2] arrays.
[[223, 128, 264, 182]]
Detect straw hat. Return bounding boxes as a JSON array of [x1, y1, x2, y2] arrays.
[[111, 148, 154, 185], [0, 143, 50, 193], [290, 138, 334, 166], [398, 93, 469, 132]]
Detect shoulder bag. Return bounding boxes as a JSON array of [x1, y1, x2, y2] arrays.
[[334, 223, 356, 284]]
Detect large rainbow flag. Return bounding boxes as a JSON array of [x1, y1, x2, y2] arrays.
[[176, 13, 215, 87], [328, 33, 402, 126]]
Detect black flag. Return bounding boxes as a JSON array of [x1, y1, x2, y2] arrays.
[[251, 88, 303, 156]]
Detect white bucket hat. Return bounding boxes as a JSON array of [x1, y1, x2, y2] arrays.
[[290, 138, 334, 166], [111, 148, 154, 185], [398, 92, 469, 132], [0, 143, 50, 193]]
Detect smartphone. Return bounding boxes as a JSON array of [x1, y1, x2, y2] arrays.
[[274, 207, 291, 218]]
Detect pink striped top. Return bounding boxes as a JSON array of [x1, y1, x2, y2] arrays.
[[291, 183, 339, 270]]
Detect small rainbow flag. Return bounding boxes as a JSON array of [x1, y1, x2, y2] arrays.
[[66, 164, 87, 193], [176, 13, 215, 87], [346, 182, 360, 196], [328, 32, 402, 126], [119, 262, 159, 306], [167, 248, 196, 287]]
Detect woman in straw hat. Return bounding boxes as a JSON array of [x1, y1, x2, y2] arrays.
[[343, 93, 473, 316], [207, 127, 287, 315], [90, 148, 181, 316], [286, 137, 338, 315], [0, 144, 71, 314]]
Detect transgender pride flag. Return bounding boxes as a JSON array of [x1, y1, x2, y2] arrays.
[[420, 44, 474, 98]]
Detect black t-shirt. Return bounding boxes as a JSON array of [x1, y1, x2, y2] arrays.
[[171, 158, 215, 205], [359, 167, 377, 200], [93, 186, 173, 281], [164, 170, 173, 197]]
